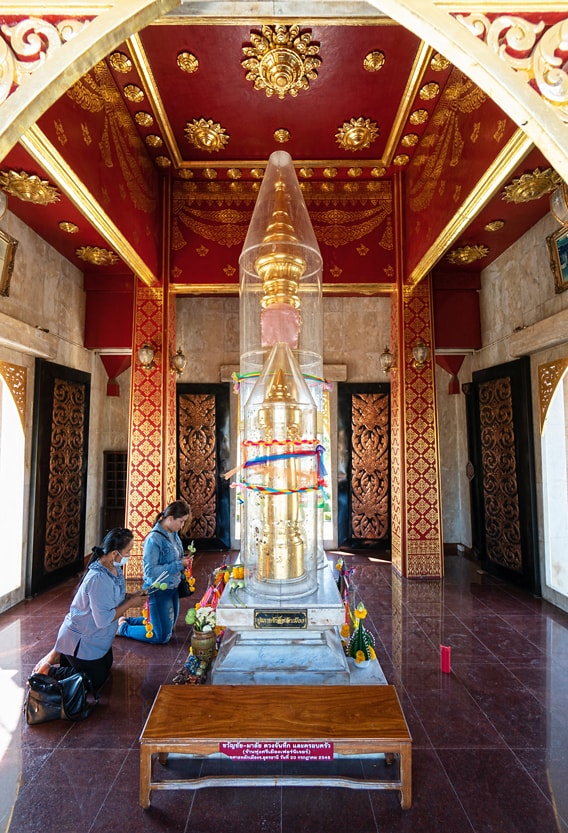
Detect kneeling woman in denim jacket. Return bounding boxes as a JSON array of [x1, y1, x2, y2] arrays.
[[118, 500, 191, 644]]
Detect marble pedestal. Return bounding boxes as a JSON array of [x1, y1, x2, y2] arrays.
[[211, 562, 350, 685]]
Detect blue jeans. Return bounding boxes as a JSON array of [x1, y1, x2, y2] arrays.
[[120, 587, 180, 644]]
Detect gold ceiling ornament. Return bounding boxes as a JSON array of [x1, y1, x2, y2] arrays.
[[501, 167, 561, 203], [109, 52, 132, 73], [58, 221, 79, 233], [135, 111, 154, 127], [274, 128, 291, 143], [251, 168, 265, 179], [145, 134, 163, 148], [484, 219, 505, 232], [401, 133, 419, 147], [178, 168, 194, 179], [177, 52, 199, 73], [123, 84, 144, 102], [336, 116, 379, 151], [446, 244, 489, 264], [323, 167, 338, 178], [227, 168, 242, 180], [155, 156, 171, 168], [419, 82, 440, 100], [409, 108, 429, 125], [393, 154, 410, 166], [202, 168, 217, 180], [184, 118, 230, 153], [431, 53, 450, 71], [363, 51, 385, 72], [371, 164, 386, 177], [347, 167, 363, 178], [242, 24, 321, 99], [76, 245, 119, 266], [0, 170, 60, 205], [299, 168, 313, 178]]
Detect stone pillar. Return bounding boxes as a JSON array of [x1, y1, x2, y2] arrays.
[[125, 281, 177, 579], [390, 277, 443, 578]]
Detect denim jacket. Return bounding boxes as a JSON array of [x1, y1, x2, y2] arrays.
[[142, 522, 184, 590]]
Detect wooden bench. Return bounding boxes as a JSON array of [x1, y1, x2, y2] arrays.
[[139, 684, 412, 809]]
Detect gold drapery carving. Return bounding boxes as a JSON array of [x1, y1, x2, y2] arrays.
[[479, 376, 522, 572]]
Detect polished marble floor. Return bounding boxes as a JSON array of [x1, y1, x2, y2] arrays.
[[1, 552, 567, 833]]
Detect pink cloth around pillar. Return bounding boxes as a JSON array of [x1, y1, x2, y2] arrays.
[[440, 644, 451, 673]]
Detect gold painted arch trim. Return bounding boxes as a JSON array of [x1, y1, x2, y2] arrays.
[[0, 361, 27, 429], [538, 358, 568, 434]]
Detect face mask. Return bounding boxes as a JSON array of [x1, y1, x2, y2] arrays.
[[113, 556, 130, 567]]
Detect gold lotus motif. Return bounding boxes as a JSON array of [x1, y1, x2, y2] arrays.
[[123, 84, 144, 102], [177, 52, 199, 73], [401, 133, 419, 147], [323, 167, 337, 178], [419, 82, 440, 100], [178, 168, 194, 179], [250, 168, 264, 179], [347, 167, 362, 178], [155, 156, 171, 168], [135, 111, 154, 127], [502, 167, 561, 203], [484, 219, 505, 232], [76, 246, 119, 266], [409, 109, 429, 125], [145, 134, 163, 148], [227, 168, 242, 180], [0, 170, 59, 204], [431, 53, 450, 71], [242, 24, 321, 99], [336, 117, 379, 151], [394, 154, 410, 166], [109, 52, 132, 73], [274, 128, 290, 143], [59, 221, 79, 233], [446, 244, 488, 265], [371, 165, 386, 177], [299, 168, 313, 178], [363, 51, 385, 72], [184, 118, 229, 152], [202, 168, 217, 180]]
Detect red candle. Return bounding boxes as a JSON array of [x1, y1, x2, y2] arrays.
[[440, 644, 451, 673]]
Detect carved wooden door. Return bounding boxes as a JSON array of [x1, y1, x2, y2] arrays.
[[465, 357, 540, 593], [337, 383, 390, 550], [29, 360, 90, 595], [176, 383, 231, 550]]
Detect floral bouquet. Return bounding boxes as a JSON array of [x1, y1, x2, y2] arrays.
[[185, 605, 216, 632]]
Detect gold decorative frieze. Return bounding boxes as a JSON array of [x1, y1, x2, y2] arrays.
[[177, 52, 199, 73], [457, 14, 568, 121], [323, 167, 337, 178], [393, 154, 410, 166], [123, 84, 144, 102], [419, 82, 440, 100], [336, 117, 379, 151], [299, 168, 313, 178], [251, 168, 264, 179], [363, 51, 385, 72], [242, 24, 321, 99], [145, 134, 163, 148], [347, 167, 362, 178], [401, 133, 419, 147], [202, 168, 217, 180], [431, 53, 450, 71], [371, 164, 386, 177], [274, 129, 290, 143], [59, 221, 79, 233], [409, 109, 429, 125], [484, 219, 505, 232], [446, 243, 488, 264], [76, 246, 119, 266], [502, 167, 561, 203], [109, 52, 132, 73], [178, 168, 194, 179], [135, 112, 154, 127], [155, 156, 171, 168], [184, 118, 229, 152], [227, 168, 242, 180], [0, 17, 86, 105], [0, 170, 59, 204]]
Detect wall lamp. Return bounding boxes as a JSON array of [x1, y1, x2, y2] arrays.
[[412, 338, 430, 370], [550, 182, 568, 225], [137, 343, 155, 370], [379, 345, 394, 374], [170, 347, 187, 376]]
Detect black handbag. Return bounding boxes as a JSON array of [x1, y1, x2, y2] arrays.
[[25, 670, 98, 725], [178, 571, 192, 598]]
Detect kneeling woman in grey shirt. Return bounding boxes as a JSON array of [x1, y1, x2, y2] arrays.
[[33, 527, 146, 691]]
